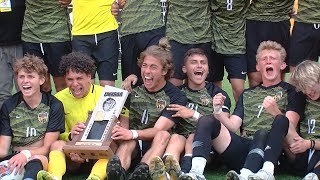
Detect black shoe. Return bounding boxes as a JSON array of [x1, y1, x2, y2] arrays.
[[128, 162, 150, 180], [107, 155, 126, 180]]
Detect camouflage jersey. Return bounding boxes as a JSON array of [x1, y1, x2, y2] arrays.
[[300, 99, 320, 140], [128, 82, 187, 130], [174, 82, 231, 137], [166, 0, 211, 44], [211, 0, 250, 54], [247, 0, 294, 22], [294, 0, 320, 24], [22, 0, 71, 43], [0, 92, 65, 147], [233, 81, 305, 137], [120, 0, 165, 36]]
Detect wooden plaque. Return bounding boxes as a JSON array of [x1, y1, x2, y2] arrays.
[[63, 85, 128, 159]]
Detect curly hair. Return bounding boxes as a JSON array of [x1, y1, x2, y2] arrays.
[[59, 52, 96, 76], [14, 54, 48, 78], [137, 38, 174, 80]]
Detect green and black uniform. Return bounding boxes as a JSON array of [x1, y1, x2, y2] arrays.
[[246, 0, 293, 72], [0, 91, 65, 149], [175, 82, 231, 137]]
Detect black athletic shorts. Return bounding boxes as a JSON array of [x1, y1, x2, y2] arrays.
[[72, 30, 119, 81], [289, 22, 320, 67], [246, 19, 290, 73], [23, 41, 72, 77], [208, 52, 247, 82]]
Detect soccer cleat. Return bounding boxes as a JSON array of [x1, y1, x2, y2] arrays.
[[106, 155, 126, 180], [37, 170, 59, 180], [248, 169, 274, 180], [128, 162, 150, 180], [303, 172, 319, 180], [149, 156, 166, 180], [178, 172, 206, 180], [165, 154, 182, 180], [226, 170, 246, 180]]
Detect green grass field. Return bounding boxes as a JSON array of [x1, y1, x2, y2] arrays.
[[47, 65, 301, 180]]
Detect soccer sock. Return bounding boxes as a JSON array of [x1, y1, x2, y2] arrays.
[[88, 159, 108, 180], [243, 130, 268, 173], [192, 115, 221, 159], [261, 161, 274, 174], [180, 155, 192, 173], [23, 159, 43, 179], [239, 168, 253, 178], [189, 157, 207, 175], [162, 153, 173, 162], [264, 115, 289, 167], [48, 150, 66, 180]]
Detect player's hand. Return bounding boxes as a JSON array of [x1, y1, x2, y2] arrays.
[[212, 93, 225, 106], [111, 125, 132, 140], [58, 0, 71, 7], [289, 136, 309, 154], [8, 153, 27, 175], [69, 152, 88, 163], [111, 1, 121, 16], [167, 104, 194, 119], [262, 96, 282, 117], [118, 0, 126, 7], [70, 122, 86, 139], [121, 74, 138, 93]]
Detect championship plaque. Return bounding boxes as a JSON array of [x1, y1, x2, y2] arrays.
[[63, 85, 128, 159]]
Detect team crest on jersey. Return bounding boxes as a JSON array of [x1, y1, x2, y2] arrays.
[[38, 112, 48, 123], [200, 95, 210, 106], [272, 91, 283, 102], [156, 99, 166, 112]]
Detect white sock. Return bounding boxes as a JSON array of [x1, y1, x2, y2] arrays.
[[262, 161, 274, 174], [240, 168, 253, 179], [163, 153, 173, 159], [184, 154, 192, 157], [189, 157, 207, 175]]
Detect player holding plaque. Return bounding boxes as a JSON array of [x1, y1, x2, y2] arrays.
[[37, 52, 128, 180], [106, 38, 188, 180]]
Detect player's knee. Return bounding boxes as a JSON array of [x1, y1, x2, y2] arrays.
[[253, 129, 269, 148], [50, 140, 66, 151], [170, 134, 185, 144], [197, 115, 221, 139], [273, 115, 289, 130], [154, 130, 170, 145]]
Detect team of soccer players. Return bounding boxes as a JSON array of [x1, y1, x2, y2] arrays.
[[0, 0, 320, 180]]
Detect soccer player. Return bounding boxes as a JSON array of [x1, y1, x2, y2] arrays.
[[106, 38, 188, 180], [288, 60, 320, 180], [71, 0, 119, 87], [0, 55, 65, 179], [165, 0, 212, 87], [246, 0, 293, 87], [111, 0, 166, 85], [209, 0, 250, 101], [36, 52, 125, 180], [179, 41, 305, 180], [147, 48, 231, 180], [289, 1, 320, 72], [22, 0, 72, 92]]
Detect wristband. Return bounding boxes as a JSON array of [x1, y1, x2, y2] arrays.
[[192, 111, 200, 121], [130, 130, 138, 139], [20, 150, 31, 161]]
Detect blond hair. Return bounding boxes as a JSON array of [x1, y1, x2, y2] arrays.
[[138, 37, 174, 80], [256, 41, 286, 62], [290, 60, 320, 92], [14, 54, 48, 78]]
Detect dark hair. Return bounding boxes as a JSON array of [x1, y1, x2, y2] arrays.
[[183, 48, 208, 65], [59, 52, 96, 76], [137, 38, 174, 80]]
